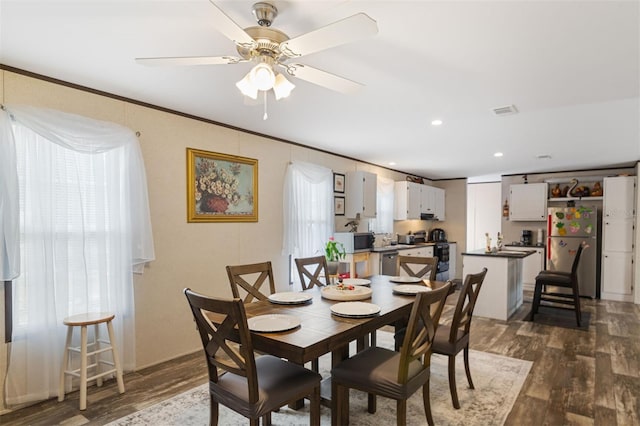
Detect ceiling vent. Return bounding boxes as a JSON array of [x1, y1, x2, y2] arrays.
[[492, 105, 518, 116]]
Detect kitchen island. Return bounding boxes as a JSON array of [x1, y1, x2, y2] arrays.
[[462, 249, 536, 321]]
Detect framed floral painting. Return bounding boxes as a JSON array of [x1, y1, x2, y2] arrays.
[[187, 148, 258, 222], [333, 173, 345, 193], [334, 196, 345, 216]]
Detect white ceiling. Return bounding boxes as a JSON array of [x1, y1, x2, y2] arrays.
[[1, 0, 639, 179]]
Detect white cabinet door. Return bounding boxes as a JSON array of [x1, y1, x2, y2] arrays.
[[434, 187, 446, 221], [401, 248, 422, 256], [603, 219, 634, 252], [509, 183, 547, 221], [346, 171, 377, 218], [603, 176, 636, 219], [394, 181, 421, 220], [602, 252, 633, 297], [421, 185, 436, 215]]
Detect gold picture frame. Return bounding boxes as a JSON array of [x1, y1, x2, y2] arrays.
[[187, 148, 258, 222]]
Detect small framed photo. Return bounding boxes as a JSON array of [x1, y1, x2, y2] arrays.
[[333, 173, 345, 193], [334, 196, 345, 216]]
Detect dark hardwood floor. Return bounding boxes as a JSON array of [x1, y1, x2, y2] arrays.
[[2, 292, 639, 425]]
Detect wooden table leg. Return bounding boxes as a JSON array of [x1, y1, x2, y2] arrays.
[[331, 345, 350, 426]]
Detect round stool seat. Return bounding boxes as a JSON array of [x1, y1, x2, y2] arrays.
[[63, 312, 115, 326]]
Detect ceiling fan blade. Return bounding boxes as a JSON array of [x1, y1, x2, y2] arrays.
[[280, 13, 378, 58], [208, 0, 255, 47], [284, 63, 363, 94], [135, 56, 244, 66]]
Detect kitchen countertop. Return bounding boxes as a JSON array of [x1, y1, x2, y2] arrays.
[[462, 249, 536, 258], [371, 241, 456, 253], [505, 244, 546, 249]]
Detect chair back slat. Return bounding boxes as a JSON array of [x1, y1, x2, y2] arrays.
[[448, 268, 488, 343], [183, 288, 260, 403], [397, 256, 438, 281], [295, 256, 329, 290], [398, 282, 451, 383], [571, 244, 585, 276], [226, 261, 276, 303]]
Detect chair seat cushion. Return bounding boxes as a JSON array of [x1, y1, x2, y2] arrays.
[[535, 273, 572, 285], [432, 325, 468, 355], [212, 355, 321, 419], [331, 347, 428, 400]]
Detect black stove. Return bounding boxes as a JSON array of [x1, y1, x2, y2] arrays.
[[433, 242, 450, 281]]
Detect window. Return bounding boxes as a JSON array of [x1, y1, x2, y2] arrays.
[[1, 106, 154, 405], [282, 162, 334, 287]]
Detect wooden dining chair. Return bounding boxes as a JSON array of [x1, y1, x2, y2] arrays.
[[431, 267, 488, 409], [397, 255, 439, 280], [183, 288, 321, 426], [294, 255, 330, 290], [226, 261, 276, 303], [393, 256, 439, 350], [331, 282, 452, 426], [530, 243, 585, 326]]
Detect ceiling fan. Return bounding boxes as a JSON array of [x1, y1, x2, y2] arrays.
[[136, 1, 378, 102]]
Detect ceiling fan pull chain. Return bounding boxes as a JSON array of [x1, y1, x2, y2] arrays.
[[263, 91, 268, 120]]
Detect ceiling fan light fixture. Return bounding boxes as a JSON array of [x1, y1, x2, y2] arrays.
[[273, 73, 295, 100], [236, 72, 258, 99], [249, 62, 276, 91]]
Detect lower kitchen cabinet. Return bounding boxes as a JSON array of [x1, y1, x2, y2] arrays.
[[401, 246, 434, 257], [504, 245, 545, 292], [601, 251, 634, 301], [449, 242, 457, 279]]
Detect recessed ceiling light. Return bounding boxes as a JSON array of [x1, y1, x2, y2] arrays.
[[388, 161, 396, 166], [494, 152, 503, 157], [431, 119, 443, 126]]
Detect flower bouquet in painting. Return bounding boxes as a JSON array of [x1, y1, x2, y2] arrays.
[[194, 156, 252, 214]]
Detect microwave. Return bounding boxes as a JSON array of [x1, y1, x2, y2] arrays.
[[333, 232, 374, 254]]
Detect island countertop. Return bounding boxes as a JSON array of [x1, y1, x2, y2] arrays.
[[462, 249, 536, 258]]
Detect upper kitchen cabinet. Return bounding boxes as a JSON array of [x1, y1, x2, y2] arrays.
[[509, 183, 547, 221], [395, 181, 446, 221], [434, 187, 446, 221], [345, 171, 377, 218], [420, 185, 446, 221], [394, 181, 421, 220], [603, 176, 635, 219]]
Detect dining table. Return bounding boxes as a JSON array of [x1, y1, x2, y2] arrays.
[[215, 274, 452, 426]]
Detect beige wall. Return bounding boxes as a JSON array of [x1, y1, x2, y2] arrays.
[[1, 70, 469, 411]]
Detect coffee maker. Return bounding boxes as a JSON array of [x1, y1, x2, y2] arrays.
[[521, 230, 533, 246]]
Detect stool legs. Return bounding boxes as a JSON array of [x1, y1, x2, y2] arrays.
[[106, 320, 125, 394], [79, 325, 89, 410], [58, 326, 74, 402]]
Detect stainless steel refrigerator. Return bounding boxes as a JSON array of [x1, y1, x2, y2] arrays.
[[547, 205, 600, 298]]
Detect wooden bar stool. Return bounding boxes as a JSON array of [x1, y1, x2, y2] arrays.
[[58, 312, 125, 410]]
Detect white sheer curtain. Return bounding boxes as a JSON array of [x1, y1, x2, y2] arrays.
[[282, 161, 334, 287], [0, 105, 155, 405], [370, 176, 395, 234]]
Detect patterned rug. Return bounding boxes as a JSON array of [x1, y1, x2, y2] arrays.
[[108, 332, 531, 426]]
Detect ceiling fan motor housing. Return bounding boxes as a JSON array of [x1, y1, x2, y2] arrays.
[[252, 2, 278, 27], [237, 26, 289, 62]]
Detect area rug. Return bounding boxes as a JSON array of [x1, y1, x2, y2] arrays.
[[108, 332, 531, 426]]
